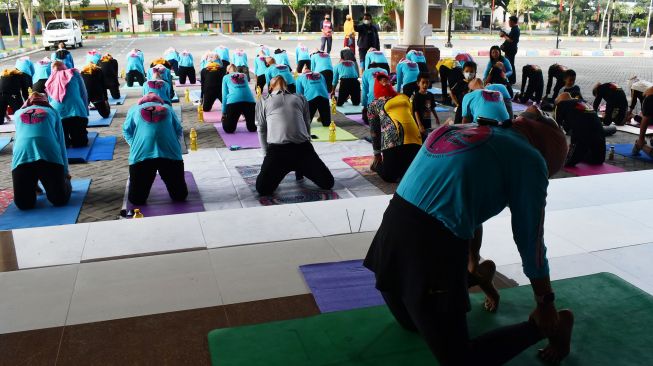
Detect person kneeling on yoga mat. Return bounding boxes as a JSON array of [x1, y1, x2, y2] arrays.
[[15, 57, 34, 89], [201, 62, 225, 110], [81, 63, 111, 118], [255, 76, 334, 196], [99, 54, 120, 100], [517, 64, 544, 104], [361, 66, 388, 125], [332, 56, 360, 107], [32, 58, 52, 94], [12, 92, 71, 210], [46, 61, 89, 148], [631, 87, 653, 158], [592, 82, 628, 126], [367, 73, 422, 183], [364, 116, 574, 366], [51, 42, 74, 69], [297, 65, 331, 127], [395, 58, 420, 97], [554, 93, 608, 167], [125, 50, 145, 87], [148, 60, 175, 100], [461, 79, 510, 125], [164, 47, 180, 74], [265, 59, 296, 94], [177, 50, 197, 85], [310, 50, 334, 93], [221, 64, 256, 133], [142, 68, 172, 105], [123, 93, 187, 206], [0, 67, 30, 124]]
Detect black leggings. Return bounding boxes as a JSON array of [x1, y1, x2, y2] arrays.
[[308, 96, 331, 127], [520, 67, 544, 104], [0, 93, 23, 123], [167, 59, 179, 74], [297, 60, 310, 74], [402, 81, 418, 98], [222, 102, 256, 133], [12, 160, 71, 210], [256, 141, 334, 196], [631, 90, 644, 110], [256, 74, 266, 93], [320, 70, 334, 93], [417, 62, 428, 74], [91, 99, 111, 118], [439, 65, 456, 99], [62, 116, 89, 148], [128, 158, 188, 205], [107, 81, 120, 100], [126, 70, 145, 87], [337, 78, 361, 106], [33, 79, 47, 94], [178, 66, 197, 85], [603, 101, 628, 126], [566, 136, 606, 167], [376, 144, 421, 183], [546, 66, 565, 99]]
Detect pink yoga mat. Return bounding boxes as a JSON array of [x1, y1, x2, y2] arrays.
[[214, 123, 260, 149], [563, 163, 625, 176]]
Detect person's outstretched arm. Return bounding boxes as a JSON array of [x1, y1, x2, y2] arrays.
[[255, 98, 268, 153], [503, 57, 513, 78]]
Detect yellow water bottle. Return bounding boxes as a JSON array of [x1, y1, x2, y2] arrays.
[[328, 121, 337, 143], [190, 127, 198, 151], [133, 208, 144, 219], [293, 71, 298, 79], [120, 69, 125, 79], [256, 86, 262, 100], [197, 106, 204, 123], [331, 96, 337, 115], [184, 88, 190, 103], [28, 87, 32, 94]]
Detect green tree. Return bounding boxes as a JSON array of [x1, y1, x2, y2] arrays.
[[18, 0, 36, 43], [379, 0, 403, 37], [249, 0, 268, 31], [281, 0, 304, 33], [36, 0, 61, 33]]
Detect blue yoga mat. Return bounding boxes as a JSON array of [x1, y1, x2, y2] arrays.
[[88, 110, 116, 127], [109, 95, 127, 105], [0, 179, 92, 230], [299, 259, 384, 313], [428, 87, 443, 95], [121, 84, 143, 90], [435, 106, 451, 112], [0, 137, 10, 152], [610, 144, 653, 163], [67, 132, 98, 163], [336, 102, 363, 115], [171, 94, 180, 103], [87, 136, 116, 161]]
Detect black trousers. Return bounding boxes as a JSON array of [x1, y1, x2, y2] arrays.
[[223, 102, 256, 133], [178, 66, 197, 85], [91, 99, 111, 118], [126, 70, 145, 87], [236, 66, 250, 80], [520, 67, 544, 104], [320, 70, 334, 93], [365, 195, 544, 366], [504, 50, 517, 85], [256, 74, 266, 93], [369, 62, 390, 75], [320, 37, 333, 54], [12, 160, 71, 210], [566, 136, 606, 167], [631, 90, 644, 110], [487, 67, 514, 98], [62, 116, 89, 148], [417, 62, 428, 74], [308, 96, 331, 127], [203, 89, 221, 112], [256, 141, 334, 196], [545, 66, 564, 99], [439, 65, 455, 99], [297, 60, 311, 74], [128, 158, 188, 205], [337, 78, 361, 106], [167, 59, 179, 74], [33, 79, 47, 94], [107, 81, 120, 100], [376, 144, 421, 183], [603, 101, 628, 126], [0, 93, 23, 123], [402, 81, 418, 98]]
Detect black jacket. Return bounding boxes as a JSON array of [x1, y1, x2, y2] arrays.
[[0, 70, 29, 100], [99, 57, 119, 87], [354, 23, 380, 50], [81, 66, 107, 102]]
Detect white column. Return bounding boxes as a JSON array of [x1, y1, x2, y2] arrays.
[[402, 0, 429, 45]]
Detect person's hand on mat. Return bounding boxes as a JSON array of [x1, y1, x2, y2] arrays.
[[530, 301, 560, 337], [475, 260, 500, 313], [370, 154, 382, 172]]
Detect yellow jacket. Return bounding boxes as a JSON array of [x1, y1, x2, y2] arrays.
[[344, 20, 355, 37]]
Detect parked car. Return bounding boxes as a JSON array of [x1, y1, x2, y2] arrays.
[[42, 19, 83, 51]]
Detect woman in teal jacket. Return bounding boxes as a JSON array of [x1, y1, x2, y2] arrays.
[[45, 61, 89, 147]]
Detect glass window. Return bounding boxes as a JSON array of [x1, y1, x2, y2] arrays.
[[47, 22, 71, 30]]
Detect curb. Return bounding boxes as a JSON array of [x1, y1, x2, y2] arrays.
[[439, 48, 652, 58], [84, 32, 214, 40], [0, 45, 41, 61]]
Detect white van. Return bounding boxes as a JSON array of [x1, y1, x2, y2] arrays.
[[42, 19, 83, 51]]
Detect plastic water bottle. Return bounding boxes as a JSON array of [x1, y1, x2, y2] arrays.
[[331, 96, 337, 115], [190, 128, 198, 151], [609, 145, 615, 160], [184, 88, 190, 103], [328, 121, 337, 143], [256, 86, 262, 100], [133, 209, 144, 219], [120, 69, 125, 79], [28, 87, 32, 95], [197, 106, 204, 123]]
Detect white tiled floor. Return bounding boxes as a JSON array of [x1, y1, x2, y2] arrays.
[[12, 223, 90, 270], [67, 251, 222, 325]]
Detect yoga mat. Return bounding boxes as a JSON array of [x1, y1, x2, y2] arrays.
[[0, 179, 91, 230], [109, 95, 127, 105], [563, 163, 625, 176], [171, 94, 180, 103], [0, 122, 16, 133], [311, 122, 359, 142], [435, 106, 452, 112], [300, 259, 384, 313], [610, 143, 653, 163], [175, 80, 201, 87], [208, 273, 653, 366], [121, 83, 143, 90], [214, 123, 260, 149], [347, 114, 366, 126], [342, 156, 398, 195], [616, 124, 653, 135], [125, 171, 204, 218], [236, 165, 340, 206], [336, 102, 363, 115], [190, 89, 202, 102], [512, 102, 529, 113], [87, 109, 116, 127], [204, 110, 223, 123], [87, 136, 116, 161], [0, 189, 13, 215], [0, 136, 11, 151], [67, 132, 98, 163], [427, 87, 443, 95]]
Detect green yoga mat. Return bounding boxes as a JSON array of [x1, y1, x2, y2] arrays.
[[208, 273, 653, 366], [310, 122, 359, 142]]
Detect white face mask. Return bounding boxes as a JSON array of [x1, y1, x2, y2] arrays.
[[464, 72, 475, 80], [363, 20, 371, 25]]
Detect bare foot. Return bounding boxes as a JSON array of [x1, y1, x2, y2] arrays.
[[538, 310, 574, 363], [476, 260, 500, 312]]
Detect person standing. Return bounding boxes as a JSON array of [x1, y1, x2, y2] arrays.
[[320, 14, 334, 54], [355, 13, 380, 70], [343, 14, 356, 55], [500, 16, 520, 85]]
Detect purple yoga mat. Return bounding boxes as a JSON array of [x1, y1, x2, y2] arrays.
[[299, 259, 384, 313], [126, 171, 204, 217], [175, 80, 201, 87], [214, 123, 260, 149], [512, 102, 528, 112], [347, 114, 366, 126]]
